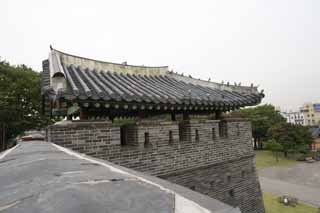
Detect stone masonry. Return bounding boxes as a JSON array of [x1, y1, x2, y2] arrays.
[[47, 118, 265, 213]]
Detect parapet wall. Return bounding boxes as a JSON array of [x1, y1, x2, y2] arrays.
[[162, 156, 264, 213], [47, 119, 253, 176], [47, 119, 264, 213]]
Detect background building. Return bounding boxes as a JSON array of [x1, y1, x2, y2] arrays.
[[300, 102, 320, 126], [281, 111, 305, 125], [309, 126, 320, 152]]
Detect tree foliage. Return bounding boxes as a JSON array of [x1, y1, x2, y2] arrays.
[[230, 104, 286, 149], [268, 123, 313, 156], [0, 60, 49, 140], [264, 139, 283, 162]]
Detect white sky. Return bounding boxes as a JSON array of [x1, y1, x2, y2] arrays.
[[1, 0, 319, 111]]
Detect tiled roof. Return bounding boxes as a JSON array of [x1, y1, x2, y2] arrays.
[[42, 48, 264, 110]]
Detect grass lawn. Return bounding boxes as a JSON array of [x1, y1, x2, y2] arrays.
[[263, 192, 318, 213], [255, 150, 297, 168]]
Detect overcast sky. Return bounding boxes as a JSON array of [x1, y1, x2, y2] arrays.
[[1, 0, 319, 111]]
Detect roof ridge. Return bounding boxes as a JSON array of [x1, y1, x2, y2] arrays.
[[51, 47, 169, 69]]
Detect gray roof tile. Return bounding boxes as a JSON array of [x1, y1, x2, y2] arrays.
[[42, 49, 264, 110]]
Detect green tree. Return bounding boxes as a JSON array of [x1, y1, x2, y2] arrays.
[[0, 60, 50, 149], [264, 139, 283, 162], [230, 104, 286, 149], [268, 123, 313, 157]]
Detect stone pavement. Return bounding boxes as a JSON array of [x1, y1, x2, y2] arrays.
[[259, 162, 320, 207]]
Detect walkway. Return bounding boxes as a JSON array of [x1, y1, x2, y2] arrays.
[[259, 176, 320, 207], [0, 141, 238, 213], [259, 162, 320, 207]]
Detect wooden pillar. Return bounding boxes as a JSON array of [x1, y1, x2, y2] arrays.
[[183, 113, 190, 121], [50, 100, 53, 119], [0, 124, 3, 151], [67, 115, 73, 121], [79, 107, 88, 120], [2, 123, 5, 151], [137, 111, 147, 120], [3, 124, 6, 150], [171, 113, 176, 121], [110, 116, 115, 123], [215, 110, 222, 119], [41, 95, 45, 115]]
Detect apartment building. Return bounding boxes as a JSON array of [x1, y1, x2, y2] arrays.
[[281, 111, 305, 125], [300, 102, 320, 126]]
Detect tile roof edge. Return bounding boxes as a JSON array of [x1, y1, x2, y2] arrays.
[[168, 73, 261, 94], [46, 47, 264, 98]]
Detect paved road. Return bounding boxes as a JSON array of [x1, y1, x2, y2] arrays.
[[258, 162, 320, 207]]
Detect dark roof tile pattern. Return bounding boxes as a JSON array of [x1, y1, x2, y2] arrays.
[[58, 65, 262, 108], [42, 49, 264, 110]]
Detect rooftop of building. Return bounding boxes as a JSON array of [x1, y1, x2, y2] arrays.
[[0, 141, 240, 213]]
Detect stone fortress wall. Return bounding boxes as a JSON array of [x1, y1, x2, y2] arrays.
[[47, 118, 264, 213]]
